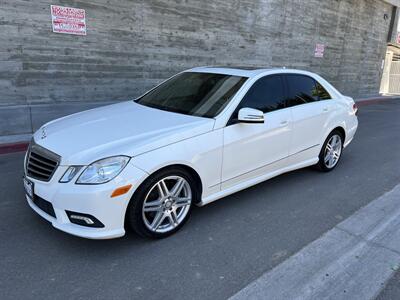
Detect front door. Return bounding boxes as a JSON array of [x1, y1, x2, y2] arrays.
[[221, 75, 292, 188]]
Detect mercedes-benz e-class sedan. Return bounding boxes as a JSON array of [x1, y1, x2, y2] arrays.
[[23, 66, 358, 239]]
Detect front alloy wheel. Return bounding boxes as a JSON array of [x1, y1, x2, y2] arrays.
[[142, 176, 192, 233], [127, 168, 196, 238]]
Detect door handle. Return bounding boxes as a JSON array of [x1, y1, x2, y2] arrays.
[[280, 120, 289, 126], [323, 107, 329, 112]]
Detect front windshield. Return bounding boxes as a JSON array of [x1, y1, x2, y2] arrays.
[[136, 72, 247, 118]]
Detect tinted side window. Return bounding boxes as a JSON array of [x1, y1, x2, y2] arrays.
[[315, 81, 331, 100], [238, 75, 286, 113], [286, 75, 318, 107]]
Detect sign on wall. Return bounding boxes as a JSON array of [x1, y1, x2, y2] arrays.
[[51, 5, 86, 35], [314, 43, 325, 58]]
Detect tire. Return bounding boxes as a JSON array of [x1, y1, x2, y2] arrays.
[[316, 130, 344, 172], [126, 167, 197, 239]]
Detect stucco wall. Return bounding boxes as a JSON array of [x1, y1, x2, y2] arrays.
[[0, 0, 395, 136]]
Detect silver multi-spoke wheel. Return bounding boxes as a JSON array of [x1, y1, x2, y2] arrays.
[[324, 134, 342, 168], [142, 176, 192, 233]]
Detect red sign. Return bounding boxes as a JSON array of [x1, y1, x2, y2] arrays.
[[314, 43, 325, 58], [51, 5, 86, 35]]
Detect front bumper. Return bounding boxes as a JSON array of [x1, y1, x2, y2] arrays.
[[25, 163, 149, 239]]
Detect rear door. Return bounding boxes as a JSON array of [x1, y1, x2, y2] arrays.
[[284, 74, 333, 156], [221, 75, 292, 188]]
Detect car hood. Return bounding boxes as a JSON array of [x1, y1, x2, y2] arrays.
[[33, 101, 215, 165]]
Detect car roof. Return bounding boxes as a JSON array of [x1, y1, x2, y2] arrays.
[[186, 66, 342, 99], [187, 66, 316, 78]]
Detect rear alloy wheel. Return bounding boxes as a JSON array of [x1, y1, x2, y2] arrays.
[[317, 130, 343, 172], [127, 168, 195, 238]]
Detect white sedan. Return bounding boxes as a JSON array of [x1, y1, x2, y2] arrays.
[[23, 67, 358, 239]]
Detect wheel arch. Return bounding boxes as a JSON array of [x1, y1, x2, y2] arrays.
[[332, 126, 346, 141], [151, 164, 203, 203], [124, 163, 202, 237], [124, 163, 203, 232], [319, 125, 346, 155], [128, 163, 203, 207]]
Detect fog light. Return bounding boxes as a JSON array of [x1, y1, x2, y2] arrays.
[[70, 215, 94, 225], [66, 211, 104, 228]]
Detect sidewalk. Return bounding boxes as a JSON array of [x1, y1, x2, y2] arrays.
[[230, 184, 400, 300], [0, 95, 399, 155]]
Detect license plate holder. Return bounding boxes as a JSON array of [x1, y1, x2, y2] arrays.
[[23, 176, 34, 199]]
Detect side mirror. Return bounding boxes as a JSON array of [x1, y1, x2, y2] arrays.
[[238, 107, 264, 124]]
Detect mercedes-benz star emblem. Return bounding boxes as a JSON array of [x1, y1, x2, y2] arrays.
[[41, 127, 47, 139]]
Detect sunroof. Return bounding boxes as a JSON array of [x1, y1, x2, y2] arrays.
[[209, 66, 266, 70]]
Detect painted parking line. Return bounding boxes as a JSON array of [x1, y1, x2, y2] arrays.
[[230, 184, 400, 300]]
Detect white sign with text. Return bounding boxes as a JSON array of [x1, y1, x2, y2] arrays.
[[51, 5, 86, 36], [314, 43, 325, 58]]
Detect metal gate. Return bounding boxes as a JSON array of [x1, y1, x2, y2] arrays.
[[380, 51, 400, 95], [389, 60, 400, 94]]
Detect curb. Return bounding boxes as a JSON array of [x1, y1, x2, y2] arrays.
[[0, 96, 398, 155], [356, 96, 399, 106], [230, 184, 400, 300], [0, 141, 29, 155]]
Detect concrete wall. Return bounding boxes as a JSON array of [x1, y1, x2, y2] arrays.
[[0, 0, 395, 137], [383, 0, 400, 7]]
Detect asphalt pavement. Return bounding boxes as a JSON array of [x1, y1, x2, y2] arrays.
[[0, 100, 399, 300], [377, 269, 400, 300]]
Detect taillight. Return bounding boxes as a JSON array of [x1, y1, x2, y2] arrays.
[[353, 103, 358, 115]]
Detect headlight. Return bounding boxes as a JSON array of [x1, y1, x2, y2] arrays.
[[76, 156, 130, 184]]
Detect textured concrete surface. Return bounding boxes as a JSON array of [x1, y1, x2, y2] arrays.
[[0, 0, 394, 103], [230, 184, 400, 300], [0, 106, 31, 135], [385, 0, 400, 7], [0, 0, 397, 136], [0, 101, 113, 136], [0, 101, 399, 299]]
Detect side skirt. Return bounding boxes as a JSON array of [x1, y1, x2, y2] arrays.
[[197, 158, 319, 207]]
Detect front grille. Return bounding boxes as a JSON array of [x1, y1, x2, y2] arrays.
[[26, 141, 60, 182], [33, 195, 56, 218]]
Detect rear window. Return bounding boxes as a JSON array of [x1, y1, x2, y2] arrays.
[[285, 75, 318, 106], [285, 74, 332, 107], [315, 81, 331, 100]]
